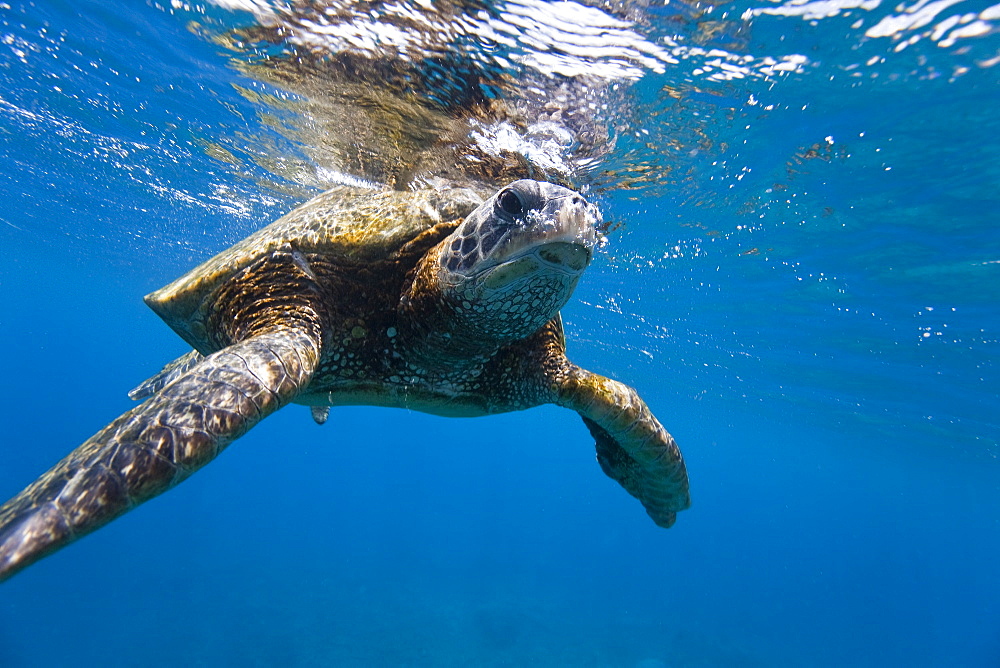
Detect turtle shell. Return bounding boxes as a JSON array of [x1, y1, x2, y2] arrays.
[[145, 185, 483, 353]]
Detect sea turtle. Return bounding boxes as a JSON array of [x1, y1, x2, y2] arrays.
[[0, 178, 689, 582]]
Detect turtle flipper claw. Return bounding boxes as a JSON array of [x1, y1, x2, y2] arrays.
[[128, 349, 205, 400], [310, 406, 330, 425]]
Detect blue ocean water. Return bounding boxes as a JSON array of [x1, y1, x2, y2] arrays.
[[1, 0, 998, 665]]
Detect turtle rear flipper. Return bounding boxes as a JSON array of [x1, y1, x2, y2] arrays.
[[128, 349, 205, 400], [0, 328, 319, 583], [556, 367, 690, 528]]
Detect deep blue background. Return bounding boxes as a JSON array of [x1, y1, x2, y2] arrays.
[[1, 1, 998, 665]]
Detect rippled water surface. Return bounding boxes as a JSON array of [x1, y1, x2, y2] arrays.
[[1, 1, 998, 665]]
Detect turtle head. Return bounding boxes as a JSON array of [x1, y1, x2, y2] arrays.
[[398, 179, 601, 367], [433, 179, 601, 342]]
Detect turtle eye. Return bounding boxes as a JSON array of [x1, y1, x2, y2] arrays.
[[497, 188, 524, 217]]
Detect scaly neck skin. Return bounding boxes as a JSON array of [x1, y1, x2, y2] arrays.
[[396, 241, 507, 375], [397, 238, 574, 376]]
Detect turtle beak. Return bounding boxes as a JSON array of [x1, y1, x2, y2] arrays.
[[536, 241, 592, 273], [524, 192, 599, 273]]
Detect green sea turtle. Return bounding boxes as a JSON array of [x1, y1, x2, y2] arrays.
[[0, 178, 689, 582]]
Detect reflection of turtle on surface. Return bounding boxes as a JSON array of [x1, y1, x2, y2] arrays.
[[0, 179, 690, 582]]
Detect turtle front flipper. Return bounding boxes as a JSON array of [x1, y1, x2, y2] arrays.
[[556, 367, 690, 528], [0, 328, 319, 582]]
